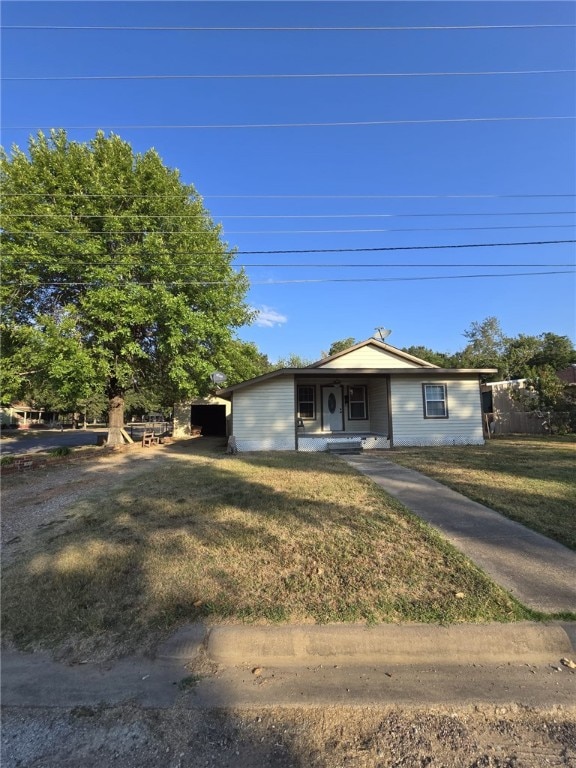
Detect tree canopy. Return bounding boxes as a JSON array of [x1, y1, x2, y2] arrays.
[[456, 318, 575, 380], [322, 337, 358, 358], [1, 130, 253, 442]]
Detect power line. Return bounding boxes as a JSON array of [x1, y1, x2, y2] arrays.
[[236, 263, 576, 268], [233, 239, 576, 255], [5, 225, 575, 238], [223, 226, 576, 235], [5, 270, 574, 287], [235, 270, 576, 284], [4, 240, 575, 258], [205, 194, 576, 199], [5, 68, 574, 81], [9, 116, 575, 130], [5, 24, 575, 31], [5, 210, 575, 219], [8, 261, 572, 268], [4, 193, 574, 199]]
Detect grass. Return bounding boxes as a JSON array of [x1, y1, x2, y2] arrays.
[[1, 440, 536, 660], [389, 435, 576, 551]]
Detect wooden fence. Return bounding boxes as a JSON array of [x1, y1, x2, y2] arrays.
[[485, 411, 569, 436]]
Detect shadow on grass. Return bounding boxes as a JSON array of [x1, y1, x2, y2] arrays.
[[1, 437, 535, 661]]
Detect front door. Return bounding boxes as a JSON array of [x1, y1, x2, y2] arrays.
[[322, 386, 344, 432]]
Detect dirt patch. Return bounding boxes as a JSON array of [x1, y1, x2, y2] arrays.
[[2, 704, 575, 767], [0, 443, 186, 562]]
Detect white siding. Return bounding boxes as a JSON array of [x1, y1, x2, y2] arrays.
[[391, 376, 484, 446], [232, 377, 296, 451], [320, 346, 422, 369], [368, 378, 389, 435]]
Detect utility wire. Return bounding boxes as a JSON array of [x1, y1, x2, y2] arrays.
[[6, 270, 574, 287], [7, 261, 572, 268], [222, 226, 576, 235], [211, 263, 576, 268], [205, 193, 576, 199], [9, 116, 575, 129], [5, 210, 575, 219], [5, 24, 576, 31], [3, 193, 575, 199], [232, 239, 576, 255], [5, 225, 575, 237], [4, 240, 575, 258], [5, 68, 574, 81]]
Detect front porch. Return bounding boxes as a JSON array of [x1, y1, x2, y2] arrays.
[[297, 431, 390, 453]]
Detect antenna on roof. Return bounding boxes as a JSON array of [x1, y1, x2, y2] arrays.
[[375, 327, 392, 342]]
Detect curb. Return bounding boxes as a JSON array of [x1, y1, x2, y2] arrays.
[[202, 623, 575, 667]]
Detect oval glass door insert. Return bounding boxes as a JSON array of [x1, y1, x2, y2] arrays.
[[328, 393, 337, 413]]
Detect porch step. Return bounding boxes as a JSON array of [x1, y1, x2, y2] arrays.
[[326, 440, 363, 455]]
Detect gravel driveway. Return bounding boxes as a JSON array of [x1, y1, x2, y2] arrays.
[[1, 446, 169, 562]]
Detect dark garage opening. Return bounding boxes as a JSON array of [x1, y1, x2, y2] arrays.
[[190, 405, 227, 437]]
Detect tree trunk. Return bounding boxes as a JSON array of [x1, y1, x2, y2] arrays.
[[107, 394, 126, 446]]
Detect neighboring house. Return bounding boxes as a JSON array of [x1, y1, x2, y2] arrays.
[[557, 364, 576, 385], [481, 379, 530, 415], [0, 403, 54, 427], [482, 366, 576, 435], [217, 338, 496, 452]]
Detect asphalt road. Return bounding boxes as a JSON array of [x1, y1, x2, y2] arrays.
[[0, 425, 168, 455]]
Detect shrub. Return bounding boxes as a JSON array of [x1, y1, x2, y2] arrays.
[[48, 446, 72, 458]]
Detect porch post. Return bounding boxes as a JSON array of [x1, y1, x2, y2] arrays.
[[293, 378, 298, 450], [387, 375, 394, 448]]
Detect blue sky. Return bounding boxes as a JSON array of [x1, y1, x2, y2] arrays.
[[2, 0, 575, 363]]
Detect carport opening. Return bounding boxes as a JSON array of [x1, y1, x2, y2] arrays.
[[190, 405, 227, 437]]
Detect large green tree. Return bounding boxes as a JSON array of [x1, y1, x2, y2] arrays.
[[1, 130, 253, 443], [458, 316, 507, 371]]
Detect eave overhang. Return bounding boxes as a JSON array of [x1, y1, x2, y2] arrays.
[[216, 367, 497, 398]]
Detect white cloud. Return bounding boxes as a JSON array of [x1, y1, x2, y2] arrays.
[[253, 306, 288, 328]]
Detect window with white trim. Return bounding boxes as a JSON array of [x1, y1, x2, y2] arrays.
[[348, 385, 368, 420], [422, 383, 448, 418], [297, 385, 316, 419]]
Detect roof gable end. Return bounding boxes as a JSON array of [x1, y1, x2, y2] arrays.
[[310, 339, 439, 370]]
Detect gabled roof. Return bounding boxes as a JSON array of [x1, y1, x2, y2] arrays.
[[216, 338, 496, 398], [307, 338, 439, 369]]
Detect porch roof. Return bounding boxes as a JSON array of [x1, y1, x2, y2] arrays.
[[216, 366, 497, 398]]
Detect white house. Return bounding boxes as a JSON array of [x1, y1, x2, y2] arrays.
[[217, 338, 496, 452]]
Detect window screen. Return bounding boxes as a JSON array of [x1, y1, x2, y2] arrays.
[[298, 386, 315, 419], [423, 384, 448, 418], [348, 386, 367, 420]]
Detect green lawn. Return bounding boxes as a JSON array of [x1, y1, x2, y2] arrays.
[[390, 436, 576, 550], [1, 440, 535, 660]]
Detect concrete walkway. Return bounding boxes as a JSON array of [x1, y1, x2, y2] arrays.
[[342, 454, 576, 615]]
